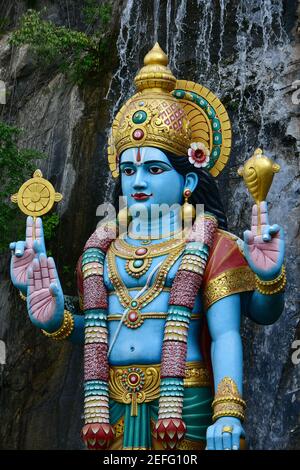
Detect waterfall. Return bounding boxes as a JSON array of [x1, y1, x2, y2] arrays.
[[217, 0, 229, 92], [106, 0, 145, 120], [153, 0, 161, 43], [195, 0, 214, 87], [166, 0, 172, 56], [168, 0, 188, 73], [233, 0, 289, 150]]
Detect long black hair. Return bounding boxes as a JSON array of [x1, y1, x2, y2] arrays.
[[113, 149, 228, 230]]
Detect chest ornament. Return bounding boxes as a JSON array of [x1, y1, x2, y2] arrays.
[[111, 234, 186, 279], [107, 240, 184, 329]]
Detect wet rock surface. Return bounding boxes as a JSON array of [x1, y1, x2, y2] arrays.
[[0, 0, 299, 449]]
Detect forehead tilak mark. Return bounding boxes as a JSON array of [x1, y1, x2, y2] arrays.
[[133, 147, 145, 165]]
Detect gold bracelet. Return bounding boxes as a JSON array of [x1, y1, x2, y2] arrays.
[[256, 265, 285, 285], [255, 265, 286, 295], [212, 377, 246, 423], [42, 310, 74, 340], [19, 291, 27, 302]]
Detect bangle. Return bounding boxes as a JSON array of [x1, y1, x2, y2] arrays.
[[212, 377, 246, 423], [42, 310, 74, 341], [19, 291, 27, 302], [255, 265, 286, 295]]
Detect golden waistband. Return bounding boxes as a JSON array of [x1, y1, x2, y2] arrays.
[[107, 312, 201, 321], [109, 361, 211, 415]]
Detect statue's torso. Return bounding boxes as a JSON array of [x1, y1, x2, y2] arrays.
[[103, 235, 204, 366]]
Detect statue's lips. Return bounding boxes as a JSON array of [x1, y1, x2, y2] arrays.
[[131, 193, 152, 200]]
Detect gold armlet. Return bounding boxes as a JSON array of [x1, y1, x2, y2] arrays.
[[42, 310, 74, 341], [19, 291, 27, 302], [212, 377, 246, 423], [255, 265, 286, 295]]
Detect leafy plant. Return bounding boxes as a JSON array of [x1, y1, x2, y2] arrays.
[[43, 212, 60, 241], [0, 122, 44, 253], [10, 6, 113, 85], [83, 1, 112, 29]]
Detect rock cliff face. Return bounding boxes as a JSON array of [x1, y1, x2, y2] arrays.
[[0, 0, 299, 449]]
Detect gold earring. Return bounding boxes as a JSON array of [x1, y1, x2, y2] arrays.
[[182, 188, 195, 221]]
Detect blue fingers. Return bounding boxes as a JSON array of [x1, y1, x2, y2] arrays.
[[33, 239, 45, 254], [206, 418, 245, 450], [243, 229, 254, 244], [49, 282, 59, 297], [49, 281, 64, 316], [262, 224, 281, 242], [15, 241, 27, 257], [222, 431, 232, 450], [206, 426, 215, 450], [232, 425, 244, 450], [214, 425, 223, 450], [36, 217, 46, 253], [269, 224, 280, 234]]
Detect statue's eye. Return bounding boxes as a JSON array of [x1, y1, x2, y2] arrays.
[[123, 167, 135, 176], [149, 166, 164, 174]]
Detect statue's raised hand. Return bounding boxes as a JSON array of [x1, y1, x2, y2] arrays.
[[10, 216, 46, 294], [243, 201, 285, 280], [27, 254, 64, 331]]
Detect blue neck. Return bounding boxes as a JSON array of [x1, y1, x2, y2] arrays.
[[128, 206, 182, 239]]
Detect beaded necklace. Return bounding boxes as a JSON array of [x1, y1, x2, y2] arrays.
[[107, 243, 184, 328]]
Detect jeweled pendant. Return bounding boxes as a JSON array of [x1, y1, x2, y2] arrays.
[[124, 309, 144, 329], [125, 257, 152, 278]]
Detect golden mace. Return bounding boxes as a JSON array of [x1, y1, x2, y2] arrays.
[[238, 148, 280, 235], [11, 169, 63, 239]]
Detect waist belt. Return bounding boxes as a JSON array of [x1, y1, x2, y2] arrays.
[[109, 361, 211, 416]]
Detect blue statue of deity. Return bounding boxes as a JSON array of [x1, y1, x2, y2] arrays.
[[9, 44, 285, 450]]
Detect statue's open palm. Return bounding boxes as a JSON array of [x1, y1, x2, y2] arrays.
[[10, 216, 46, 293], [243, 201, 285, 280], [27, 254, 64, 331]]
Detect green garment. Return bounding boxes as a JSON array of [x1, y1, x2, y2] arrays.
[[110, 386, 213, 449]]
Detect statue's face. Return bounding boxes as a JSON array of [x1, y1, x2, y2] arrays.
[[120, 147, 185, 214]]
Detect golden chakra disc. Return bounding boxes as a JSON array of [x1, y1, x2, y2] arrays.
[[11, 169, 63, 217]]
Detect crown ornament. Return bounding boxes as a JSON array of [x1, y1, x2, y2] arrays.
[[108, 43, 232, 178]]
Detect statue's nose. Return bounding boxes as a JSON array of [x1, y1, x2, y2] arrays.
[[132, 169, 147, 190]]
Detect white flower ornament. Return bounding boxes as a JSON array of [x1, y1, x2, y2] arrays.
[[188, 142, 210, 168]]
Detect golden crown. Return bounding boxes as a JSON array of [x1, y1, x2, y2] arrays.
[[108, 43, 232, 178]]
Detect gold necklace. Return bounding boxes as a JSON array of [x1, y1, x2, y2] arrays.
[[110, 234, 186, 279], [107, 245, 184, 329]]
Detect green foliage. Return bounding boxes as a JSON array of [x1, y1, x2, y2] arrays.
[[0, 121, 44, 253], [10, 5, 113, 85], [43, 212, 60, 241], [83, 1, 112, 29]]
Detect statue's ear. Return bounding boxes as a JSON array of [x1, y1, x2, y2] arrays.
[[184, 172, 198, 192]]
